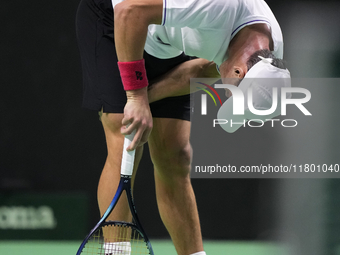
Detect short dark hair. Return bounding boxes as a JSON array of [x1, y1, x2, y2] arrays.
[[246, 49, 287, 71]]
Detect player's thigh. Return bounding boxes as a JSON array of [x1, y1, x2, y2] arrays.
[[148, 118, 192, 177]]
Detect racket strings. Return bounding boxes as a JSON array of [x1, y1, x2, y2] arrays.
[[80, 223, 150, 255]]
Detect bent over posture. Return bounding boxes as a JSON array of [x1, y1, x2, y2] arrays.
[[76, 0, 287, 254]]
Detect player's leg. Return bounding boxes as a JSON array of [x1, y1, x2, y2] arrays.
[[148, 117, 204, 255], [98, 112, 143, 222], [76, 0, 141, 223]]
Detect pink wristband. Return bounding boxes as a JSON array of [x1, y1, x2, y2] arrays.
[[118, 59, 148, 91]]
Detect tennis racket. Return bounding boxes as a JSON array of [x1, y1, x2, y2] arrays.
[[76, 130, 154, 255]]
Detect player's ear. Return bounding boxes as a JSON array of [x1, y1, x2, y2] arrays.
[[234, 66, 245, 78]]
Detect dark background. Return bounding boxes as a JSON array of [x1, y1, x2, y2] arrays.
[[1, 1, 340, 251]]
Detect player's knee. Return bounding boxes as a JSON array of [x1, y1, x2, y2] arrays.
[[100, 112, 124, 134], [151, 141, 192, 177]]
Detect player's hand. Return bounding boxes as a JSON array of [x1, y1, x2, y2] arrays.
[[121, 88, 153, 151]]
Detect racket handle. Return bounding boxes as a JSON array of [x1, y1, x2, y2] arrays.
[[121, 130, 136, 176]]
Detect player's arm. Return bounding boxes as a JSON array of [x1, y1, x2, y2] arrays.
[[114, 0, 163, 151], [148, 59, 221, 103]]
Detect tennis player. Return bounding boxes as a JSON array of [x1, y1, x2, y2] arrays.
[[76, 0, 287, 254]]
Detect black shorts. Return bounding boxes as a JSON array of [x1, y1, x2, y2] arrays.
[[76, 0, 192, 121]]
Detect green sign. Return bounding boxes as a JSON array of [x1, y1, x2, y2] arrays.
[[0, 192, 88, 240]]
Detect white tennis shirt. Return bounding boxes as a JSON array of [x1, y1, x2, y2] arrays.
[[112, 0, 283, 66]]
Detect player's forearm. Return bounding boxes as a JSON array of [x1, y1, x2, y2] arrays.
[[148, 58, 221, 103], [114, 3, 146, 61], [114, 0, 163, 99]]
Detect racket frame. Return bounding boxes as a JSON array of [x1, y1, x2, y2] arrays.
[[76, 133, 154, 255]]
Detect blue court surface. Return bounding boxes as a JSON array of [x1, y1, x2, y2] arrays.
[[0, 240, 286, 255]]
